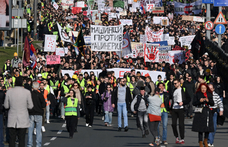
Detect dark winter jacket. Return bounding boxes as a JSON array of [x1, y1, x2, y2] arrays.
[[29, 90, 46, 116], [112, 86, 131, 110]]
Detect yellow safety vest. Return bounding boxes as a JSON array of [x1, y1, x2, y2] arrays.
[[65, 98, 78, 116]]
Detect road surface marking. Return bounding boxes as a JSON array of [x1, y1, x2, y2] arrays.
[[44, 142, 50, 146], [57, 130, 62, 134], [50, 137, 57, 141]]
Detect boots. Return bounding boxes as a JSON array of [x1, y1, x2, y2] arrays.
[[199, 141, 203, 147], [204, 139, 208, 147]]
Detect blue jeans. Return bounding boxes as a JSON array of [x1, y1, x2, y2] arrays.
[[0, 40, 3, 46], [0, 114, 4, 147], [104, 111, 112, 124], [27, 115, 42, 147], [46, 105, 50, 121], [208, 112, 218, 145], [117, 103, 128, 128], [157, 112, 168, 141]]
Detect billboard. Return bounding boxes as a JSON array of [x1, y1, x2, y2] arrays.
[[0, 0, 12, 30]]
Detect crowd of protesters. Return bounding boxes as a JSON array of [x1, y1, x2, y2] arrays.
[[0, 0, 227, 147]]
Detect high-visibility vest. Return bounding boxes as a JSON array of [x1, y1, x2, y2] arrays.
[[96, 85, 99, 94], [77, 79, 85, 88], [127, 82, 134, 94], [63, 85, 72, 94], [41, 72, 48, 79], [156, 80, 163, 86], [65, 98, 78, 116], [45, 85, 50, 94], [27, 22, 31, 32], [50, 80, 59, 90], [126, 75, 130, 83], [159, 94, 167, 113], [27, 8, 31, 14]]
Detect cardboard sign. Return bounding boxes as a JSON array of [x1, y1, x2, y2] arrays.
[[182, 15, 193, 21], [46, 55, 61, 65], [161, 19, 168, 26], [147, 4, 155, 12], [44, 35, 56, 52], [119, 19, 133, 25], [193, 16, 204, 22], [53, 2, 59, 10], [119, 10, 127, 16], [56, 48, 65, 57], [95, 20, 102, 25], [152, 7, 164, 14], [68, 31, 78, 37]]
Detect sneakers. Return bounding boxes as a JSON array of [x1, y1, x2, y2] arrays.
[[179, 140, 185, 144], [34, 128, 36, 135], [208, 143, 214, 147], [108, 124, 112, 127], [155, 137, 160, 145], [145, 130, 149, 135], [89, 125, 92, 128], [118, 127, 121, 131], [102, 116, 104, 120], [124, 126, 128, 132], [86, 123, 89, 127], [163, 141, 168, 145], [142, 134, 146, 138], [41, 126, 46, 132], [176, 137, 180, 144], [47, 120, 50, 124]]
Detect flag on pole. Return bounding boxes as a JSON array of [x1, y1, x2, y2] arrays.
[[72, 33, 80, 55], [117, 32, 132, 57], [30, 44, 37, 69], [23, 36, 30, 66], [57, 22, 72, 43], [75, 28, 86, 56]]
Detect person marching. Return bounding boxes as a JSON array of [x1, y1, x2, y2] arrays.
[[62, 90, 80, 139], [85, 85, 96, 127], [192, 83, 214, 147], [131, 87, 149, 138]]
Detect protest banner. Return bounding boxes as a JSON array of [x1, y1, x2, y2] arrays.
[[145, 26, 164, 42], [44, 35, 56, 52], [55, 48, 65, 57], [174, 0, 202, 15], [182, 15, 193, 21], [119, 19, 133, 25], [152, 7, 164, 14], [147, 4, 155, 12], [46, 55, 61, 65], [119, 10, 127, 16], [84, 36, 91, 45], [193, 16, 204, 22], [91, 25, 123, 51], [62, 68, 166, 83], [76, 1, 85, 7], [68, 31, 78, 37], [149, 41, 168, 46], [72, 7, 82, 14], [144, 43, 160, 63], [153, 17, 169, 25], [168, 36, 175, 45], [163, 34, 169, 41], [159, 51, 169, 62], [168, 13, 173, 20], [168, 50, 185, 64], [158, 46, 171, 51], [91, 10, 101, 22], [136, 44, 144, 57], [131, 42, 141, 50], [109, 0, 114, 7], [53, 2, 59, 10], [131, 1, 140, 12], [61, 0, 74, 6], [140, 35, 146, 43], [179, 35, 195, 49], [109, 13, 120, 20]]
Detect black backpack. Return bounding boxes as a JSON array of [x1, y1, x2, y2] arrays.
[[133, 94, 149, 111]]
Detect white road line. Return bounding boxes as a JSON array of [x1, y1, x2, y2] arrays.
[[62, 124, 66, 128], [44, 142, 50, 146], [57, 130, 62, 134], [50, 137, 57, 141]]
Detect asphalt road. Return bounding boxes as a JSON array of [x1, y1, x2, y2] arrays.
[[8, 113, 226, 147]]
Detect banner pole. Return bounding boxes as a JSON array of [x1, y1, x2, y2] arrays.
[[21, 50, 24, 76]]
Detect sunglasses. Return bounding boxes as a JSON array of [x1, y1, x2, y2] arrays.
[[74, 85, 78, 86], [1, 81, 4, 82], [107, 87, 111, 88], [122, 81, 126, 83], [174, 83, 178, 85]]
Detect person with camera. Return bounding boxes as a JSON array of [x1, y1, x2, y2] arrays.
[[101, 84, 113, 126], [85, 85, 96, 128], [131, 87, 149, 138]]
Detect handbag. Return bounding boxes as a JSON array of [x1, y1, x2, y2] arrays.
[[194, 107, 203, 113]]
